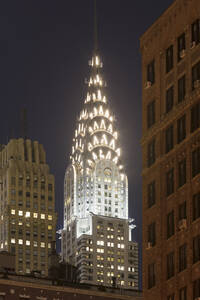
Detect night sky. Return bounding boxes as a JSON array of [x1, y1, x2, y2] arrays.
[[0, 0, 174, 287]]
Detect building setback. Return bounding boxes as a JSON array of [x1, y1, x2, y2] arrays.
[[0, 138, 57, 276], [61, 52, 138, 289], [140, 0, 200, 299]]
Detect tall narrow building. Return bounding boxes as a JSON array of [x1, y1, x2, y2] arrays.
[[140, 0, 200, 299], [61, 52, 138, 289], [0, 138, 56, 276]]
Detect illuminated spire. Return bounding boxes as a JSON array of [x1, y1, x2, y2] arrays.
[[94, 0, 98, 53], [70, 51, 123, 173]]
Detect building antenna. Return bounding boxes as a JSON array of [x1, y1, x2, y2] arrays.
[[94, 0, 98, 53], [21, 108, 28, 140]]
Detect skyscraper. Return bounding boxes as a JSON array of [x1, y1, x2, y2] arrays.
[[140, 0, 200, 299], [0, 138, 56, 276], [61, 51, 138, 288]]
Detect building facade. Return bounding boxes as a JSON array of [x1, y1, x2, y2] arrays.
[[61, 54, 138, 289], [0, 138, 56, 276], [140, 0, 200, 299], [0, 274, 143, 300]]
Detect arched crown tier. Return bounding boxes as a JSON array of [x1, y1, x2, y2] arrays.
[[70, 55, 124, 174]]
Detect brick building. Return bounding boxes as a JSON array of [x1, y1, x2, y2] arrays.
[[140, 0, 200, 299]]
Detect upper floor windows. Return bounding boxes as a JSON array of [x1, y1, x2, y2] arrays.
[[178, 159, 186, 188], [147, 100, 155, 129], [178, 75, 186, 103], [147, 180, 156, 208], [177, 115, 186, 143], [166, 86, 174, 113], [177, 33, 186, 62], [148, 222, 156, 247], [179, 286, 187, 300], [192, 147, 200, 178], [193, 235, 200, 264], [165, 125, 174, 153], [191, 101, 200, 133], [167, 251, 174, 279], [166, 168, 174, 197], [192, 61, 200, 90], [166, 45, 173, 73], [193, 278, 200, 300], [179, 244, 187, 272], [148, 262, 155, 289], [147, 139, 156, 167], [167, 210, 174, 239], [193, 192, 200, 221], [147, 60, 155, 85], [191, 19, 200, 46], [179, 201, 187, 221]]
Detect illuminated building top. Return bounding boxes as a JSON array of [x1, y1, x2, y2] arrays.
[[64, 53, 128, 237]]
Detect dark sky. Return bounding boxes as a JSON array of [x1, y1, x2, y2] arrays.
[[0, 0, 174, 287]]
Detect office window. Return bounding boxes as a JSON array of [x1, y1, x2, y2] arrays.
[[191, 19, 200, 45], [166, 168, 174, 197], [191, 102, 200, 132], [147, 139, 155, 167], [178, 75, 186, 102], [148, 222, 156, 247], [178, 33, 186, 61], [148, 263, 155, 289], [193, 192, 200, 221], [193, 235, 200, 264], [179, 244, 187, 272], [192, 61, 200, 90], [179, 201, 187, 220], [147, 100, 155, 128], [167, 295, 174, 300], [177, 115, 186, 143], [147, 60, 155, 85], [166, 86, 174, 113], [192, 147, 200, 177], [167, 252, 174, 279], [166, 125, 174, 153], [193, 279, 200, 300], [147, 180, 156, 208], [179, 286, 187, 300], [178, 159, 186, 188], [167, 210, 174, 239], [166, 45, 174, 73]]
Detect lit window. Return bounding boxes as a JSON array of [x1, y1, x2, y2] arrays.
[[18, 210, 23, 216], [11, 238, 15, 244], [48, 243, 51, 249], [18, 239, 23, 245], [18, 221, 23, 226], [41, 214, 45, 219], [25, 211, 30, 218], [26, 240, 30, 246], [33, 213, 38, 218], [48, 225, 52, 230], [97, 248, 104, 253], [41, 242, 45, 248], [48, 215, 52, 220], [11, 209, 15, 215]]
